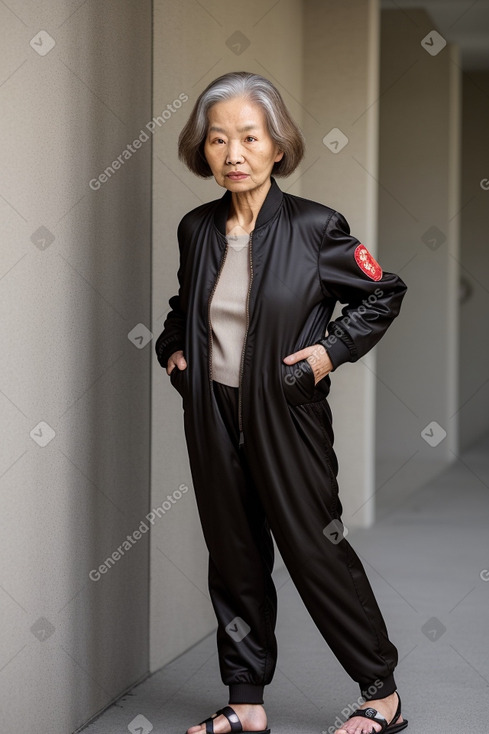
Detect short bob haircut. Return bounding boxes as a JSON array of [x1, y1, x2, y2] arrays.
[[178, 71, 305, 178]]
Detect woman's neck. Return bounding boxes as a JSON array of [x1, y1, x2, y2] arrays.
[[227, 177, 271, 233]]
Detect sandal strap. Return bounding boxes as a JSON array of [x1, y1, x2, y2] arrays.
[[347, 707, 388, 730], [197, 705, 248, 734], [391, 694, 402, 725], [198, 714, 216, 734], [215, 706, 243, 733], [346, 692, 402, 732]]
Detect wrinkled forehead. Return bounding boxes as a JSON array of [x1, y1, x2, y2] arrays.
[[206, 97, 267, 133]]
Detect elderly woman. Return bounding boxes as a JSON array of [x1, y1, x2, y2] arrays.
[[155, 72, 408, 734]]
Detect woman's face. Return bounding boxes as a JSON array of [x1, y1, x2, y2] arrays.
[[203, 96, 284, 193]]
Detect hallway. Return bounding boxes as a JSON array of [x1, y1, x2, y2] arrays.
[[2, 2, 489, 730], [81, 433, 489, 734]]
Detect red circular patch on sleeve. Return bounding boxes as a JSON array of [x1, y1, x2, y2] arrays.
[[354, 244, 383, 281]]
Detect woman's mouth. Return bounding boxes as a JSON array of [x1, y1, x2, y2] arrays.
[[226, 173, 249, 180]]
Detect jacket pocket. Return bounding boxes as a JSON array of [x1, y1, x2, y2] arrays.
[[282, 359, 316, 406], [281, 359, 331, 406], [169, 365, 186, 398]]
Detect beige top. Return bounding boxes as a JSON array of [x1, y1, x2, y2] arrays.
[[209, 232, 251, 387]]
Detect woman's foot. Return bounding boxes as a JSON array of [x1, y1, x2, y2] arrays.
[[187, 703, 268, 734], [334, 691, 405, 734]]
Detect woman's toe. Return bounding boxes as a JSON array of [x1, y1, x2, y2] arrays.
[[187, 722, 208, 734], [335, 722, 381, 734]]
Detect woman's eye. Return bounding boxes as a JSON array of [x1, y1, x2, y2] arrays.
[[245, 136, 256, 142]]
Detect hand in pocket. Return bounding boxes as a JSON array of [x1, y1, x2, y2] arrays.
[[167, 350, 187, 376]]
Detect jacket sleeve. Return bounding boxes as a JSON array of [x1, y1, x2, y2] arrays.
[[316, 209, 407, 370], [154, 219, 187, 370]]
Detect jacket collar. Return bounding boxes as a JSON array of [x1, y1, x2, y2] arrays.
[[213, 176, 283, 235]]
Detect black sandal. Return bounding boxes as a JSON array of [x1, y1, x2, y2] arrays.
[[193, 705, 270, 734], [344, 692, 408, 733]]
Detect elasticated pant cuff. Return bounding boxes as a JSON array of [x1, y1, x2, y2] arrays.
[[228, 683, 265, 704], [360, 673, 397, 701]]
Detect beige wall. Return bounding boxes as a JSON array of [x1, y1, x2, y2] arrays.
[[459, 71, 489, 450], [376, 9, 461, 511], [0, 2, 152, 731]]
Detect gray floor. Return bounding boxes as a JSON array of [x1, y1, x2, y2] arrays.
[[81, 435, 489, 734]]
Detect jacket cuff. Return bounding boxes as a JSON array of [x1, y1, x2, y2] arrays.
[[155, 338, 184, 369], [316, 335, 352, 371]]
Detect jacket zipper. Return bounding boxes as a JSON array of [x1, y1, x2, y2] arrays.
[[238, 231, 253, 448]]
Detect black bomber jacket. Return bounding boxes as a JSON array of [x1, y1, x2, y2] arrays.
[[155, 177, 407, 441]]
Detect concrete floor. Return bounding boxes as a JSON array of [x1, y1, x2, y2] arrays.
[[81, 434, 489, 734]]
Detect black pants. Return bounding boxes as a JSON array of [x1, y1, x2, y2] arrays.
[[211, 380, 398, 706]]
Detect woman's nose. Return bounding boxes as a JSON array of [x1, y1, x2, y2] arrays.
[[226, 143, 244, 165]]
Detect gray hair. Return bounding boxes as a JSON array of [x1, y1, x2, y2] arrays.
[[178, 71, 305, 177]]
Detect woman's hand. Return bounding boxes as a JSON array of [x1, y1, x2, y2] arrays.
[[283, 343, 333, 385], [167, 350, 188, 376]]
